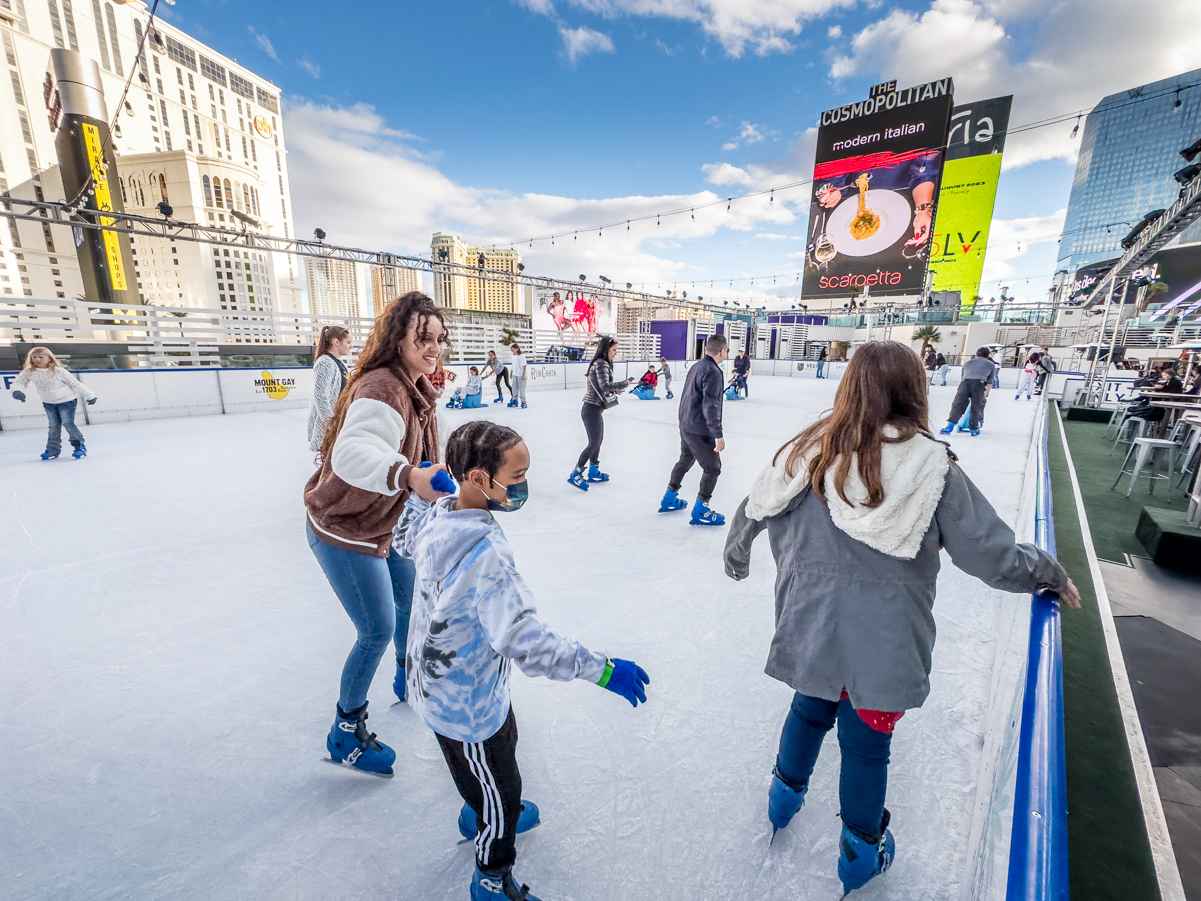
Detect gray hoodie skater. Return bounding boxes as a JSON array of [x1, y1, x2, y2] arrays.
[[723, 429, 1066, 712]]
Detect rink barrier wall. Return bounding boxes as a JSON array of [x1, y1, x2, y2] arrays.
[[1004, 401, 1069, 901], [0, 360, 1034, 431]]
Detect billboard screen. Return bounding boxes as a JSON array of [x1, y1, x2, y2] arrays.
[[801, 77, 955, 300], [534, 289, 616, 336], [930, 95, 1013, 313]]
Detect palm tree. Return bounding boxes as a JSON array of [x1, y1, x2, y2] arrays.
[[912, 325, 942, 357], [498, 327, 520, 347]]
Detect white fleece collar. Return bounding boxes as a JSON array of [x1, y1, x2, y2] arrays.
[[745, 427, 951, 559]]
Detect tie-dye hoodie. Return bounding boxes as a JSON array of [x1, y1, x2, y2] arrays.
[[397, 495, 607, 742]]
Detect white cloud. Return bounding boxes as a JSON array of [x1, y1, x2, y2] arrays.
[[702, 162, 753, 186], [721, 141, 738, 152], [828, 0, 1201, 171], [978, 209, 1066, 292], [654, 38, 680, 56], [248, 26, 279, 63], [285, 100, 796, 290], [827, 24, 842, 38], [755, 232, 802, 240], [738, 121, 765, 144], [559, 25, 616, 64], [514, 0, 856, 58], [298, 57, 321, 79], [705, 115, 722, 127]]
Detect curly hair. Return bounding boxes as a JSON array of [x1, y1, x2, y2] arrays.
[[318, 291, 446, 460], [445, 421, 524, 483]]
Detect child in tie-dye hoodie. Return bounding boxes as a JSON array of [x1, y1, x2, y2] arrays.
[[397, 420, 650, 901]]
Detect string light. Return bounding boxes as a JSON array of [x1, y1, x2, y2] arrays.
[[727, 198, 732, 212]]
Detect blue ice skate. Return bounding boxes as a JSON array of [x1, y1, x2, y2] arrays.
[[768, 767, 807, 841], [40, 449, 60, 461], [658, 488, 687, 513], [586, 463, 610, 483], [326, 703, 395, 777], [71, 442, 86, 460], [507, 398, 519, 408], [837, 811, 895, 896], [458, 800, 541, 841], [690, 498, 725, 526], [470, 866, 540, 900], [520, 401, 527, 409], [938, 422, 955, 435], [567, 468, 589, 492]]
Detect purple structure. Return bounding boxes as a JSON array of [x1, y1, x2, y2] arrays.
[[645, 320, 690, 360]]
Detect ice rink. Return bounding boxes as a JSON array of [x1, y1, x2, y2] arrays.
[[1, 374, 1041, 900]]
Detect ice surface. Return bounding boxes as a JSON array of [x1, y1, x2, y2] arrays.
[[0, 375, 1039, 900]]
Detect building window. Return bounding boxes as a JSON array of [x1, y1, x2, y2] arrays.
[[255, 87, 279, 113], [223, 179, 233, 211], [90, 0, 111, 70], [165, 35, 197, 71], [48, 0, 65, 47], [105, 4, 123, 76], [202, 175, 212, 207], [213, 178, 223, 208], [62, 0, 80, 49], [242, 184, 251, 212], [199, 54, 227, 86], [228, 71, 254, 100]]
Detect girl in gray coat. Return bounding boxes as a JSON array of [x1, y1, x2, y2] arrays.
[[723, 341, 1079, 895]]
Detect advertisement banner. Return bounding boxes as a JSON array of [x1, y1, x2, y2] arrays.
[[802, 78, 955, 300], [930, 95, 1013, 313], [534, 289, 616, 336]]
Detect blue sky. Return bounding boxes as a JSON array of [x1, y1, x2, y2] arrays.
[[164, 0, 1201, 308]]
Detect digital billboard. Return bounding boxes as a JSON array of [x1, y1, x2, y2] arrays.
[[929, 95, 1013, 313], [534, 289, 616, 336], [801, 78, 955, 300]]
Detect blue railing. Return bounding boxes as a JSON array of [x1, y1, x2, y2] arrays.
[[1006, 406, 1070, 899]]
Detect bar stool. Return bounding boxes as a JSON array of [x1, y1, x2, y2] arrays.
[[1112, 437, 1178, 498], [1111, 415, 1146, 452], [1178, 433, 1201, 492], [1105, 401, 1135, 439]]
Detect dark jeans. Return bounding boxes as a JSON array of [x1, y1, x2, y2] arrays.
[[669, 430, 721, 502], [437, 708, 522, 871], [306, 523, 416, 712], [495, 369, 511, 400], [948, 379, 987, 430], [44, 400, 85, 453], [577, 402, 605, 470], [775, 693, 893, 841]]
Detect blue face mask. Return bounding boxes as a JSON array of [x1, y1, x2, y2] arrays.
[[487, 478, 529, 513]]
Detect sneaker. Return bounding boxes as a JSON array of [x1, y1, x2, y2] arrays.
[[658, 488, 687, 513], [470, 866, 540, 900], [567, 468, 589, 492], [690, 498, 726, 526], [458, 800, 541, 841], [837, 811, 896, 895]]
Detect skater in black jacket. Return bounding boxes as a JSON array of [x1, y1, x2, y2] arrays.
[[657, 334, 729, 525]]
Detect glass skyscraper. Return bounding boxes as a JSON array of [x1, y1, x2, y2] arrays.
[[1057, 68, 1201, 276]]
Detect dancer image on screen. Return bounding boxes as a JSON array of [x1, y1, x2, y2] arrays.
[[399, 420, 650, 901], [722, 341, 1080, 896], [309, 326, 351, 455], [10, 346, 98, 460], [482, 350, 512, 405], [658, 334, 729, 525], [303, 292, 454, 776], [939, 347, 996, 437], [567, 336, 634, 491], [548, 292, 572, 333]]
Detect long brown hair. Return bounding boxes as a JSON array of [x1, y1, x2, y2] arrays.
[[774, 341, 931, 508], [318, 292, 446, 460], [315, 324, 350, 359]]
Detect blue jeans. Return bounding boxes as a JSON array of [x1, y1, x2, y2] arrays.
[[44, 400, 85, 453], [306, 523, 415, 712], [816, 360, 826, 379], [775, 693, 894, 840]]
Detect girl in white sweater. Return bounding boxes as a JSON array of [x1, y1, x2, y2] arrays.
[[11, 346, 98, 460]]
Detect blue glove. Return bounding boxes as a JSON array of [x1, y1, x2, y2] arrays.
[[86, 397, 97, 406], [417, 460, 456, 494], [11, 390, 25, 403], [598, 658, 650, 707]]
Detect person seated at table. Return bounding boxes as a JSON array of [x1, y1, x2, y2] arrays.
[[1127, 365, 1184, 423]]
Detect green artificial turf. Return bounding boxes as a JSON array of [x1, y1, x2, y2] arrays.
[[1049, 409, 1161, 900]]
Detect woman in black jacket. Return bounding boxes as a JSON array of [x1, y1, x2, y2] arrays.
[[568, 336, 633, 491]]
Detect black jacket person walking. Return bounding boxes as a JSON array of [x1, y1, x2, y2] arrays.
[[658, 334, 729, 525]]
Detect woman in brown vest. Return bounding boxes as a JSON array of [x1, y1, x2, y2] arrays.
[[304, 292, 452, 775]]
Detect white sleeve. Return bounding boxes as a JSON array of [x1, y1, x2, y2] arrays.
[[330, 396, 410, 494], [466, 543, 607, 684], [394, 494, 434, 559], [59, 368, 96, 401], [13, 370, 31, 390]]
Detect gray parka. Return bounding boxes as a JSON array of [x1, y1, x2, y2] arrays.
[[723, 433, 1066, 712]]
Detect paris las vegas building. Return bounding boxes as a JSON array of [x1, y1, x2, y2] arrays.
[[0, 0, 302, 341]]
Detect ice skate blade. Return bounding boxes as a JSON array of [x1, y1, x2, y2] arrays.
[[322, 757, 394, 778]]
